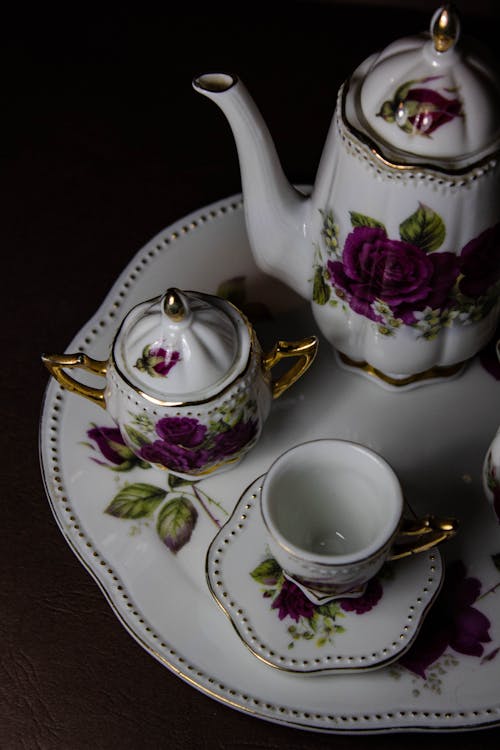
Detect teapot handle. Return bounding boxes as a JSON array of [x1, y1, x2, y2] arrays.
[[42, 353, 108, 408], [262, 336, 318, 399], [389, 514, 458, 560]]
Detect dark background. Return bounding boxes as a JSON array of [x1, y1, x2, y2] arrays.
[[3, 1, 500, 748]]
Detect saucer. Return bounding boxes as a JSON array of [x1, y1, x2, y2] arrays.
[[206, 477, 444, 675]]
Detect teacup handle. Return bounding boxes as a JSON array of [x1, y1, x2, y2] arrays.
[[263, 336, 318, 399], [389, 514, 458, 560], [42, 352, 108, 408]]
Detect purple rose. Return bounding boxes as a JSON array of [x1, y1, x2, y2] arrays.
[[271, 578, 315, 622], [378, 76, 463, 137], [328, 227, 459, 324], [459, 223, 500, 297], [155, 417, 206, 447], [140, 441, 210, 474], [150, 347, 180, 377], [405, 86, 463, 135], [135, 345, 181, 378], [137, 416, 209, 474], [212, 418, 258, 459], [87, 425, 140, 470], [339, 576, 383, 614], [399, 560, 492, 678]]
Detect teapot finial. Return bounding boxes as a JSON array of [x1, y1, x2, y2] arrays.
[[431, 4, 460, 52], [163, 288, 187, 322]]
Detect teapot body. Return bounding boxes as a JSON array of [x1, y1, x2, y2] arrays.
[[309, 87, 500, 386]]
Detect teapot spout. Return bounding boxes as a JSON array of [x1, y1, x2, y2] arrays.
[[193, 73, 311, 298]]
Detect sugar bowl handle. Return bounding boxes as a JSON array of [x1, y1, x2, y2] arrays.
[[262, 336, 318, 399], [42, 353, 108, 408]]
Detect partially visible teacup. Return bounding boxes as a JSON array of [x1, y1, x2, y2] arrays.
[[482, 340, 500, 524], [260, 439, 457, 598]]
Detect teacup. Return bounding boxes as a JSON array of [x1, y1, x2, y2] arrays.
[[260, 439, 457, 597], [42, 288, 318, 479]]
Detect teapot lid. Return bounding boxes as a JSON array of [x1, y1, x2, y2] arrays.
[[113, 288, 251, 404], [345, 5, 500, 169]]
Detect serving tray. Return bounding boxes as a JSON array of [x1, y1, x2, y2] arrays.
[[40, 194, 500, 733]]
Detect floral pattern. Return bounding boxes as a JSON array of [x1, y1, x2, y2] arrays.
[[86, 425, 150, 471], [81, 278, 271, 555], [250, 556, 384, 648], [127, 406, 259, 477], [399, 560, 492, 678], [389, 558, 500, 693], [378, 76, 463, 137], [251, 554, 500, 685], [88, 416, 500, 691], [313, 207, 500, 339], [85, 422, 229, 554], [135, 344, 181, 378]]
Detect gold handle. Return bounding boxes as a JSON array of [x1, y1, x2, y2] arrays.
[[42, 352, 108, 408], [389, 514, 458, 560], [262, 336, 318, 399]]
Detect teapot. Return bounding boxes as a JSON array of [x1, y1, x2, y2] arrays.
[[42, 289, 317, 478], [193, 6, 500, 388]]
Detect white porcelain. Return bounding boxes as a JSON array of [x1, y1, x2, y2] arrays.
[[207, 476, 443, 674], [260, 439, 455, 596], [43, 288, 317, 479], [484, 426, 500, 524], [193, 7, 500, 387], [40, 196, 500, 733]]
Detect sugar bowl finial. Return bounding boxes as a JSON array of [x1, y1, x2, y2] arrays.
[[431, 4, 460, 52], [163, 288, 187, 322]]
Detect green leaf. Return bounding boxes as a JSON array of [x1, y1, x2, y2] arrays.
[[399, 204, 446, 252], [250, 558, 282, 585], [402, 100, 422, 118], [168, 473, 195, 490], [105, 483, 166, 519], [394, 79, 417, 103], [312, 266, 330, 305], [317, 601, 341, 618], [349, 211, 386, 231], [377, 100, 395, 122], [156, 496, 198, 553], [124, 424, 151, 448], [492, 553, 500, 572]]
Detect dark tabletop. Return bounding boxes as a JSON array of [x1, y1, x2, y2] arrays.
[[4, 1, 500, 748]]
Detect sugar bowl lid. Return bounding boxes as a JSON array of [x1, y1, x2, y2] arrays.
[[345, 5, 500, 169], [113, 288, 251, 404]]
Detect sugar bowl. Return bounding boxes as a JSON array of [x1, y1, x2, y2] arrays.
[[43, 288, 318, 478]]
